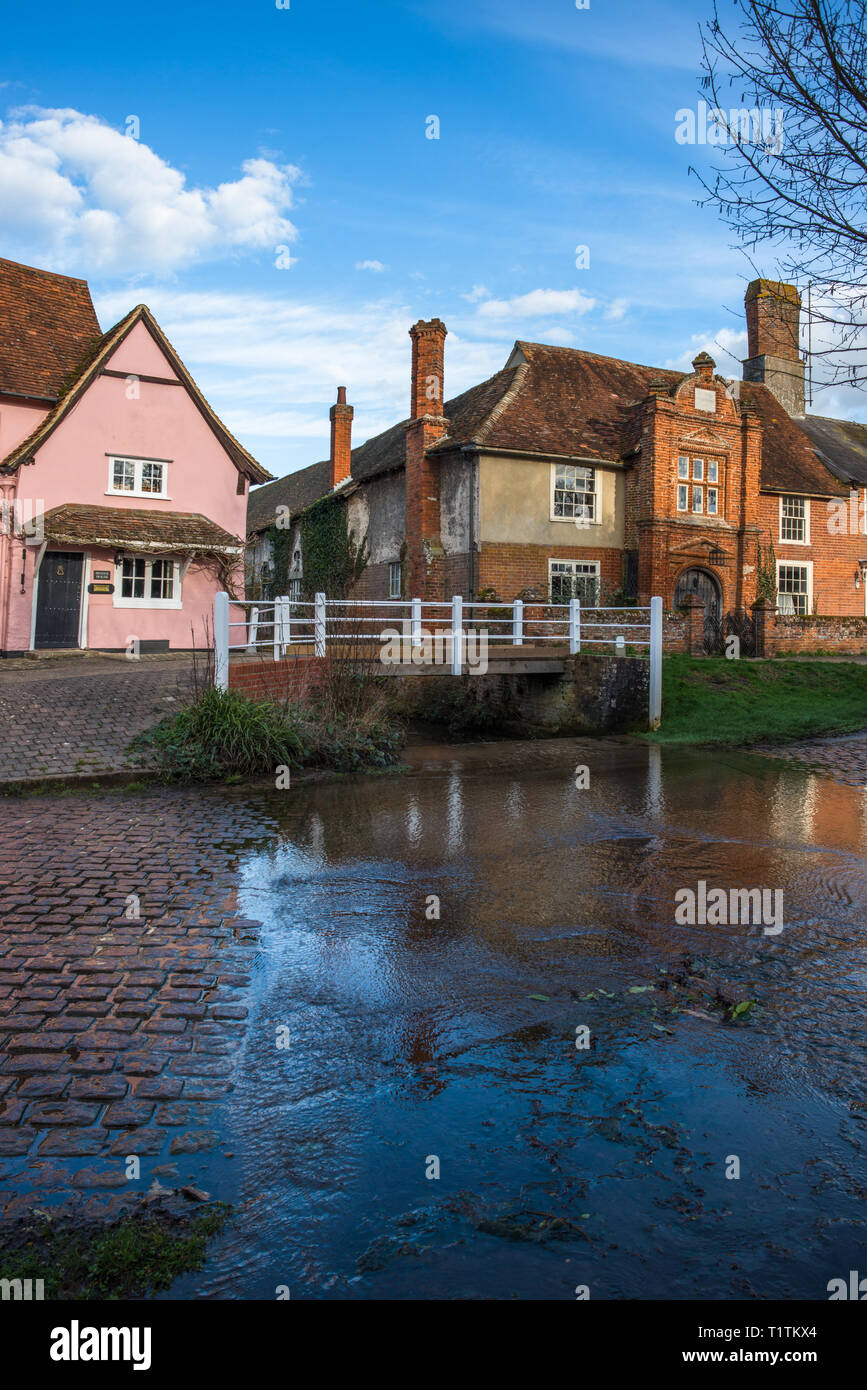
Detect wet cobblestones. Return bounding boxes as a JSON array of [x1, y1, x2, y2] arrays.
[[0, 655, 194, 782], [0, 786, 275, 1218], [753, 731, 867, 786]]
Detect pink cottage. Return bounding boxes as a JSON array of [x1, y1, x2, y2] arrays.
[[0, 258, 271, 655]]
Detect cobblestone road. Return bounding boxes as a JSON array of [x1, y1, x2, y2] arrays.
[[0, 655, 195, 782], [0, 786, 275, 1220], [753, 732, 867, 786]]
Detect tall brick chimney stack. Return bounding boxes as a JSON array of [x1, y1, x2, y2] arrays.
[[405, 319, 449, 599], [410, 318, 447, 418], [329, 385, 353, 488], [742, 279, 805, 416]]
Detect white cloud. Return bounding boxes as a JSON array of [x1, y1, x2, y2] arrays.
[[475, 287, 596, 320], [0, 106, 302, 273], [606, 298, 630, 322], [666, 327, 748, 376], [356, 259, 387, 272], [462, 284, 490, 303]]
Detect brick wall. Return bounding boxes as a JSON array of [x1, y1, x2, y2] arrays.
[[770, 614, 867, 655], [228, 653, 326, 702], [758, 491, 867, 616], [477, 541, 623, 602]]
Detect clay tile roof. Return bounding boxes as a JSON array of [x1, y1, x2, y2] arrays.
[[796, 414, 867, 488], [739, 385, 848, 496], [40, 504, 242, 553], [247, 335, 858, 529], [0, 258, 102, 399]]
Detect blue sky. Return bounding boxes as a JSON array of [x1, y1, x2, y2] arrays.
[[2, 0, 861, 478]]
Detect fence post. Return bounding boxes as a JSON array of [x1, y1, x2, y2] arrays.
[[246, 605, 259, 654], [314, 592, 327, 657], [274, 596, 290, 659], [214, 590, 229, 692], [451, 594, 463, 675], [649, 595, 663, 730], [513, 598, 523, 647], [569, 597, 581, 654], [411, 597, 422, 649]]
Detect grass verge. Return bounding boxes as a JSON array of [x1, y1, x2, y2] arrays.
[[643, 655, 867, 745], [0, 1200, 231, 1300]]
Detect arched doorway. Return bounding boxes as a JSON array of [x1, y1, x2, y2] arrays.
[[673, 567, 722, 622]]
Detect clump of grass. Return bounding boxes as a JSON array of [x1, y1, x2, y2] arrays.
[[129, 687, 306, 781], [0, 1202, 231, 1300], [129, 683, 404, 782], [295, 703, 404, 771]]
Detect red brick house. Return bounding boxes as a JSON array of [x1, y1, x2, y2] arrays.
[[247, 281, 867, 627]]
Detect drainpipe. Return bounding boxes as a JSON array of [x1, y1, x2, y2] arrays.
[[0, 477, 15, 655], [467, 449, 476, 599]]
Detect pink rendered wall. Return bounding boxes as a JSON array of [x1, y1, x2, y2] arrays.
[[0, 399, 50, 457], [2, 319, 249, 652]]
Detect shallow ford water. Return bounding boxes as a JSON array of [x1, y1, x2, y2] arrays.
[[169, 738, 867, 1300]]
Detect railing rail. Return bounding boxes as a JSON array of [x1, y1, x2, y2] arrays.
[[215, 592, 664, 726]]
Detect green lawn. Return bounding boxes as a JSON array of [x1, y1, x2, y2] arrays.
[[644, 655, 867, 745]]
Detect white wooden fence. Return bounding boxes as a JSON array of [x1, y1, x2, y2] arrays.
[[214, 592, 664, 728]]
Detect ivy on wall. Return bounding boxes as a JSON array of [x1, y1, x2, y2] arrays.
[[263, 522, 294, 597], [756, 533, 778, 602], [297, 495, 369, 599]]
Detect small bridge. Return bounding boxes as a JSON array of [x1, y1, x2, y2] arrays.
[[213, 593, 663, 728]]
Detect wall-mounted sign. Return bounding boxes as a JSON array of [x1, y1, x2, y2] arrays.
[[88, 582, 114, 595], [92, 569, 111, 580]]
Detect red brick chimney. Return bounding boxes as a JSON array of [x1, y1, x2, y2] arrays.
[[329, 385, 353, 488], [410, 318, 447, 418], [405, 319, 449, 599], [742, 279, 805, 416]]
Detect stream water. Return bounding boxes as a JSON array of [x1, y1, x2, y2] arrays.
[[167, 737, 867, 1300]]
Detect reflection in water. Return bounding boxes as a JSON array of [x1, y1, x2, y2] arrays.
[[168, 738, 867, 1302]]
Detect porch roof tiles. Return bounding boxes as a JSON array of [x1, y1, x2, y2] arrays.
[[40, 504, 242, 555]]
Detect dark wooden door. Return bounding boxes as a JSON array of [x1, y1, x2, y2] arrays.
[[673, 567, 721, 622], [35, 552, 83, 648]]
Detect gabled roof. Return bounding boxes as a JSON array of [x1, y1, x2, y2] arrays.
[[0, 300, 272, 484], [248, 336, 860, 533], [0, 257, 102, 400], [39, 503, 242, 554]]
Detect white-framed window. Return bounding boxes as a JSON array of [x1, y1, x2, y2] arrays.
[[675, 455, 723, 516], [777, 561, 812, 615], [288, 577, 302, 606], [779, 495, 809, 543], [107, 456, 169, 499], [549, 559, 600, 605], [551, 463, 598, 523], [388, 561, 403, 599], [114, 555, 182, 608]]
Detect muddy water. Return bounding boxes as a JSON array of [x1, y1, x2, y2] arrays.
[[172, 738, 867, 1300]]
